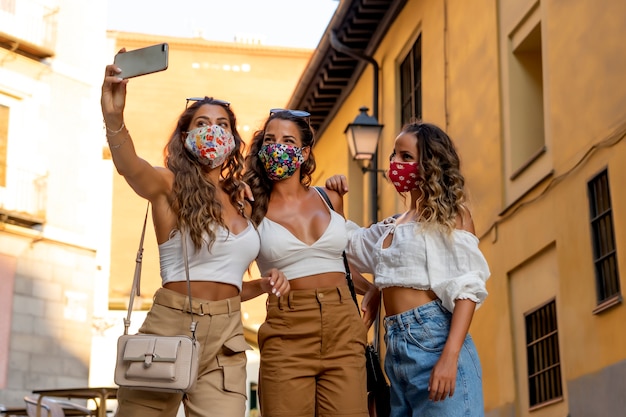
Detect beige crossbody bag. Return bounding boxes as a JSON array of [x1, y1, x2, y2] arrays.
[[114, 204, 201, 392]]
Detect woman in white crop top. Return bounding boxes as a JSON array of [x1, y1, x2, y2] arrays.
[[101, 57, 288, 417], [327, 122, 490, 417], [243, 109, 380, 417]]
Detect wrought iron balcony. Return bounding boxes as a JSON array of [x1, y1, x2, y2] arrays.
[[0, 0, 58, 59], [0, 165, 47, 227]]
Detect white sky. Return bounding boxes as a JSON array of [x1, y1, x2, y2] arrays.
[[106, 0, 339, 48]]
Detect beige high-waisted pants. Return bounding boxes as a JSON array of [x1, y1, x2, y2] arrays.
[[115, 288, 250, 417], [258, 285, 369, 417]]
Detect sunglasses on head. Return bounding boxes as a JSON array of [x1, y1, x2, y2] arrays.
[[185, 97, 231, 109], [269, 108, 311, 123]]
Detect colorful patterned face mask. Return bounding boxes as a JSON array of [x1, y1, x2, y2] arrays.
[[388, 161, 419, 193], [258, 143, 305, 181], [184, 125, 235, 168]]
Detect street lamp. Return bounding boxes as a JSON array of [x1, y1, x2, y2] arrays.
[[344, 106, 384, 163], [343, 106, 384, 226]]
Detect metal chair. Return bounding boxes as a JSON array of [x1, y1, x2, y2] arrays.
[[23, 397, 93, 417]]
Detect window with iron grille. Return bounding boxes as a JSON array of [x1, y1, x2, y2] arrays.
[[525, 299, 562, 408], [587, 169, 621, 307], [400, 35, 422, 126]]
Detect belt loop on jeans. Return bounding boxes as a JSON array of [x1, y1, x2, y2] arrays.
[[412, 306, 423, 325], [227, 298, 232, 314], [336, 287, 343, 303], [288, 292, 294, 310]]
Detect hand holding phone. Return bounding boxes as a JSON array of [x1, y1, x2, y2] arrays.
[[114, 43, 169, 79]]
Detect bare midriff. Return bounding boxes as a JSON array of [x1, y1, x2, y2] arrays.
[[382, 287, 438, 316], [164, 281, 240, 301], [288, 271, 347, 291]]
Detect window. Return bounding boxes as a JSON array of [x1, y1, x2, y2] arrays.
[[525, 299, 562, 408], [0, 104, 8, 187], [587, 169, 621, 309], [508, 19, 545, 178], [500, 2, 554, 207], [400, 35, 422, 125]]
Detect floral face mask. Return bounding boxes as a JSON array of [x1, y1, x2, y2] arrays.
[[258, 143, 305, 181], [184, 125, 235, 168], [387, 161, 419, 193]]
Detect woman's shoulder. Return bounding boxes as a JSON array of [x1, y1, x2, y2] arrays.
[[155, 166, 175, 185], [455, 208, 475, 234], [243, 199, 254, 219], [314, 186, 344, 215]]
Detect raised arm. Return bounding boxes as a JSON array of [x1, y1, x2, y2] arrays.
[[101, 57, 172, 203]]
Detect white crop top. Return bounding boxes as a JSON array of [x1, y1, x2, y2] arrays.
[[345, 218, 490, 312], [159, 222, 260, 291], [255, 191, 347, 280]]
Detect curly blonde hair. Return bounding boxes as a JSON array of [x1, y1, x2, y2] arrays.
[[403, 122, 469, 233], [164, 97, 246, 250]]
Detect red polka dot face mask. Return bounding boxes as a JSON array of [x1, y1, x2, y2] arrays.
[[388, 161, 419, 193]]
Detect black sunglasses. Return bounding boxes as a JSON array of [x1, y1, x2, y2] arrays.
[[269, 108, 311, 123], [185, 97, 231, 109]]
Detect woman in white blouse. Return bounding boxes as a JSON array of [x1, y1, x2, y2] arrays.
[[327, 121, 490, 417]]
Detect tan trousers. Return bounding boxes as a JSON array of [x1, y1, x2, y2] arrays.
[[258, 285, 369, 417], [115, 288, 250, 417]]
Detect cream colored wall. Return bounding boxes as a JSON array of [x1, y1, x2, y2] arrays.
[[0, 0, 112, 405]]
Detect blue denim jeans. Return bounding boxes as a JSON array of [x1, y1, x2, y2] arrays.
[[383, 299, 484, 417]]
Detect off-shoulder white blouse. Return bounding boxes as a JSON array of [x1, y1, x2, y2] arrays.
[[345, 218, 490, 313]]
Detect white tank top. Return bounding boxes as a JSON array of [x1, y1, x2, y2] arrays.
[[159, 222, 260, 291], [255, 191, 347, 280]]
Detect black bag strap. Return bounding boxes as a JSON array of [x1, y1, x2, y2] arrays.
[[313, 186, 360, 313], [123, 203, 197, 339], [314, 186, 386, 354]]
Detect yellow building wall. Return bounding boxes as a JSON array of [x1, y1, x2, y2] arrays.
[[315, 0, 626, 415]]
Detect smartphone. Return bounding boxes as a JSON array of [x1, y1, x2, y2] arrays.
[[114, 43, 169, 79]]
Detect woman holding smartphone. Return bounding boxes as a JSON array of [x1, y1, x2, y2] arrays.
[[101, 54, 288, 417]]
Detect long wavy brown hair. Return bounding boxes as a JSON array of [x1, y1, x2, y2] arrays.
[[164, 97, 246, 250], [243, 111, 316, 225], [403, 122, 469, 233]]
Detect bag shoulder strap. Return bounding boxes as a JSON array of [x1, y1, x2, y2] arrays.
[[123, 203, 149, 335], [123, 203, 197, 339], [313, 186, 333, 210], [181, 228, 198, 337], [313, 186, 360, 314]]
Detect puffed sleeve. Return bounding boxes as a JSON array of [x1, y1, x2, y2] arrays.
[[426, 229, 490, 312], [344, 219, 393, 275]]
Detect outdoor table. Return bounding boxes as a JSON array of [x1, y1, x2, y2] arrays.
[[0, 408, 29, 416]]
